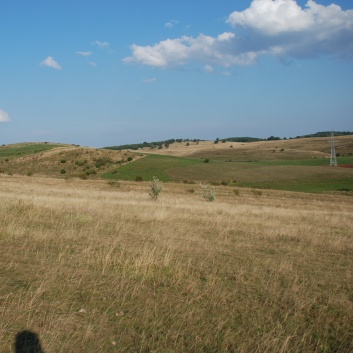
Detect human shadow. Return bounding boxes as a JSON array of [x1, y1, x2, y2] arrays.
[[14, 330, 45, 353]]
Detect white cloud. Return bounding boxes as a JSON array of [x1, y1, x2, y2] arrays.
[[89, 62, 97, 67], [227, 0, 314, 35], [40, 56, 62, 70], [165, 19, 179, 28], [76, 51, 92, 56], [123, 32, 255, 68], [226, 0, 353, 59], [124, 0, 353, 68], [217, 32, 235, 42], [92, 40, 110, 48], [0, 109, 10, 123]]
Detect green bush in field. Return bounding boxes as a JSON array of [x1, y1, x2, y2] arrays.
[[149, 176, 163, 200]]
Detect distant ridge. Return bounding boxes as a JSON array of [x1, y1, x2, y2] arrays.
[[104, 131, 353, 151], [294, 131, 353, 139]]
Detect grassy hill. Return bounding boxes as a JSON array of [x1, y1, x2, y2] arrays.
[[104, 135, 353, 193], [0, 143, 138, 179]]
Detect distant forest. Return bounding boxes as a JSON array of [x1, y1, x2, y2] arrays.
[[104, 131, 353, 151]]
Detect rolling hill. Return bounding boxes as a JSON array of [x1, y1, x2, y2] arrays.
[[1, 136, 353, 193]]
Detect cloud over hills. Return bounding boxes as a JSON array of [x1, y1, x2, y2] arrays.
[[124, 0, 353, 68]]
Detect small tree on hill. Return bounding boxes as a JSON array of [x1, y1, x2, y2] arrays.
[[200, 184, 216, 202], [149, 176, 163, 200]]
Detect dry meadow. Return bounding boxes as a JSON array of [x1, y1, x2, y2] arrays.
[[0, 175, 352, 352]]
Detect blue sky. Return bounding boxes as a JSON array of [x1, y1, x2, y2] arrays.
[[1, 0, 352, 147]]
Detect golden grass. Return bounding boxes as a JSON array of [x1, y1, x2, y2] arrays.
[[0, 175, 352, 352]]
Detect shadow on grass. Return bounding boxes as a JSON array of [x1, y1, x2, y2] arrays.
[[14, 330, 45, 353]]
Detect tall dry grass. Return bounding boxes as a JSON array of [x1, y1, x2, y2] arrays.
[[0, 175, 352, 352]]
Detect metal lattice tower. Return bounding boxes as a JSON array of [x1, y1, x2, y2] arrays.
[[330, 130, 337, 167]]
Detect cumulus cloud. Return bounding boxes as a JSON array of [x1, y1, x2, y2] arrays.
[[123, 32, 256, 68], [123, 0, 353, 68], [41, 56, 62, 70], [227, 0, 353, 60], [0, 109, 10, 123], [92, 40, 110, 48]]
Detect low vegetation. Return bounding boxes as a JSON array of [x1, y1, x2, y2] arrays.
[[0, 175, 352, 352], [0, 143, 137, 179]]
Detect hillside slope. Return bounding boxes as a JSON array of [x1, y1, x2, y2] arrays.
[[0, 143, 139, 179], [136, 135, 353, 161]]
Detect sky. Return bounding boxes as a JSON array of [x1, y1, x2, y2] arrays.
[[1, 0, 352, 147]]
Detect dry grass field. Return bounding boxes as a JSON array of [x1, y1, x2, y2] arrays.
[[1, 175, 352, 352]]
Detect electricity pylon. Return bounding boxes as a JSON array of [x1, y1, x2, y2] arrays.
[[330, 130, 337, 167]]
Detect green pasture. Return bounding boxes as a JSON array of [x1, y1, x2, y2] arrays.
[[0, 143, 63, 161], [104, 154, 353, 193], [103, 154, 204, 182]]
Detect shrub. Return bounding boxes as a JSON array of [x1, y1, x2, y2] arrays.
[[94, 157, 112, 168], [135, 175, 144, 182], [127, 157, 133, 161], [149, 176, 163, 200], [60, 159, 67, 163], [78, 172, 88, 180], [108, 180, 120, 188], [75, 161, 85, 166], [200, 184, 216, 202], [60, 169, 66, 174], [204, 158, 210, 163]]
